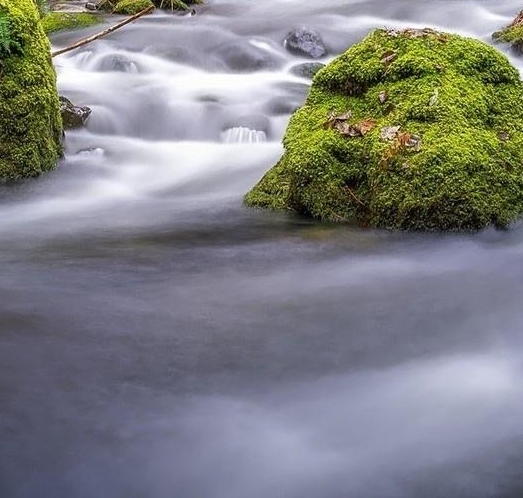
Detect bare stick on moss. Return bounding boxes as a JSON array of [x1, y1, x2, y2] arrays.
[[51, 5, 154, 58]]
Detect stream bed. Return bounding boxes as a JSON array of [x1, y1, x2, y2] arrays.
[[2, 1, 523, 496]]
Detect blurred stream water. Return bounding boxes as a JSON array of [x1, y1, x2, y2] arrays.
[[1, 1, 523, 496]]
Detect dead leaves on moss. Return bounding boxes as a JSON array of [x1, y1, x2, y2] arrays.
[[381, 125, 421, 151], [379, 126, 422, 169], [324, 111, 376, 137]]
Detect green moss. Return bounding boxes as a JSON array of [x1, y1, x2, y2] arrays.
[[113, 0, 153, 15], [150, 0, 203, 11], [101, 0, 201, 12], [41, 12, 101, 34], [245, 29, 523, 231], [0, 0, 62, 181], [493, 25, 523, 44]]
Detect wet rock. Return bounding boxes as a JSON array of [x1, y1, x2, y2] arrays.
[[289, 62, 325, 79], [212, 40, 284, 72], [265, 97, 301, 115], [96, 54, 139, 73], [284, 27, 327, 59], [264, 81, 309, 115], [59, 96, 92, 129]]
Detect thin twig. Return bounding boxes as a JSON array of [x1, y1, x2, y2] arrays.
[[345, 186, 366, 207], [51, 5, 155, 58]]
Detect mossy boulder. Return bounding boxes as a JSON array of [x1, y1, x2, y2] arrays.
[[0, 0, 62, 181], [246, 28, 523, 230], [42, 12, 101, 34]]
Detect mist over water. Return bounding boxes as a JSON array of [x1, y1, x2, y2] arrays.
[[2, 1, 523, 497]]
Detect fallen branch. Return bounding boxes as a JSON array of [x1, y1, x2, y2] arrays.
[[51, 5, 155, 58]]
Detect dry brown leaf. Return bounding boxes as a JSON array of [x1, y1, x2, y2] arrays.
[[357, 118, 377, 136], [380, 125, 401, 141], [335, 121, 360, 137], [381, 50, 397, 65], [323, 110, 352, 129]]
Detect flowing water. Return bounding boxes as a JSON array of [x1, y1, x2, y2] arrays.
[[2, 1, 523, 496]]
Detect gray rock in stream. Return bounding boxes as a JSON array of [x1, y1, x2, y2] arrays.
[[96, 54, 139, 73], [59, 96, 92, 129], [212, 40, 285, 72], [284, 27, 327, 58]]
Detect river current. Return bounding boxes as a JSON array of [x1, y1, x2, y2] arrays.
[[1, 1, 523, 496]]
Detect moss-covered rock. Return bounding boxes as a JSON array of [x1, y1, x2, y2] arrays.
[[0, 0, 62, 181], [41, 12, 101, 34], [245, 28, 523, 231], [113, 0, 153, 15], [493, 10, 523, 52]]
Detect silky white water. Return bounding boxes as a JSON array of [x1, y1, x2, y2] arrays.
[[1, 1, 523, 497]]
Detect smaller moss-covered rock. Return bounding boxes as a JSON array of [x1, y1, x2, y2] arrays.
[[112, 0, 153, 15], [42, 12, 101, 33], [493, 10, 523, 53], [246, 28, 523, 231], [290, 62, 325, 79]]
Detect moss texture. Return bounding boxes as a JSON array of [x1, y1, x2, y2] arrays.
[[246, 28, 523, 231], [151, 0, 203, 11], [113, 0, 153, 15], [0, 0, 62, 181], [101, 0, 202, 13], [42, 12, 101, 34]]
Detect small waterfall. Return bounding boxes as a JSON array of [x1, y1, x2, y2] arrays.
[[221, 126, 267, 143]]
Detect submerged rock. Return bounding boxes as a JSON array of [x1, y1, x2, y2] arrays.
[[284, 27, 327, 58], [96, 54, 139, 72], [212, 40, 284, 72], [290, 62, 325, 79], [246, 28, 523, 231], [0, 0, 62, 181], [59, 96, 92, 129]]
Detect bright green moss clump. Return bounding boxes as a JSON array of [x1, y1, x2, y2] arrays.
[[113, 0, 153, 15], [246, 28, 523, 230], [42, 12, 101, 34], [0, 0, 62, 181], [101, 0, 201, 13]]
